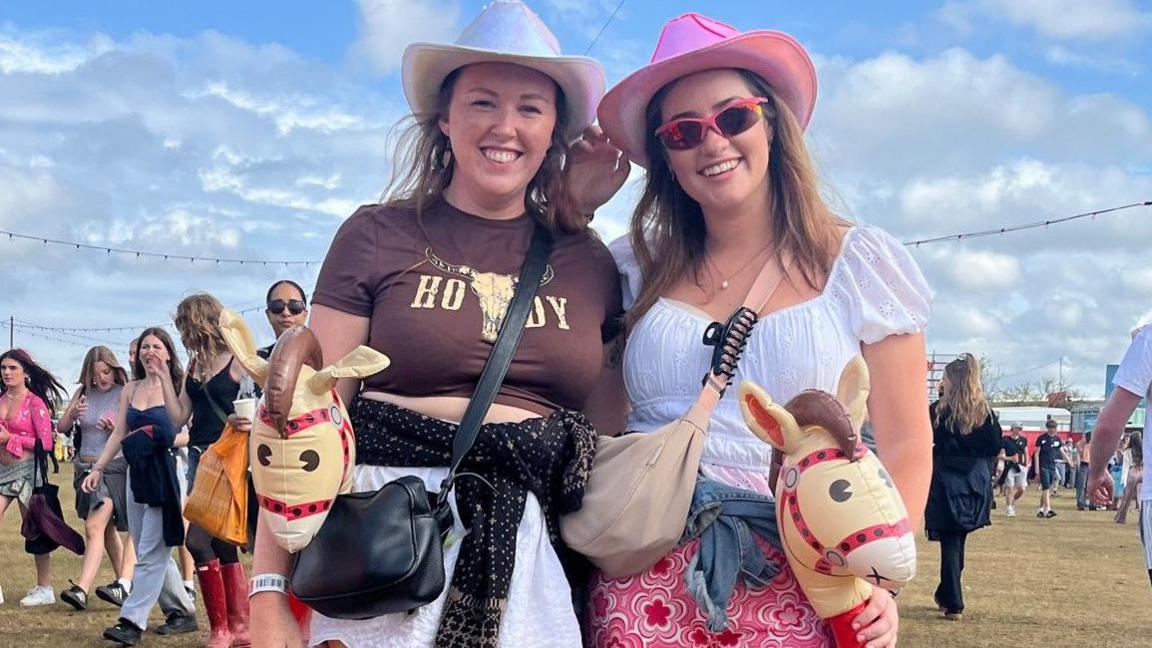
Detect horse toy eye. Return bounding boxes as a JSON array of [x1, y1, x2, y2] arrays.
[[257, 444, 272, 467], [300, 449, 320, 472], [829, 479, 853, 502]]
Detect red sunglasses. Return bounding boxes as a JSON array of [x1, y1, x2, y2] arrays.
[[655, 97, 771, 151]]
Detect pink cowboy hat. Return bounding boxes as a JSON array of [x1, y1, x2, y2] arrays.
[[598, 13, 817, 168]]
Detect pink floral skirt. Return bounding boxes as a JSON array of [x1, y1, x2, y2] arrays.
[[584, 539, 832, 648]]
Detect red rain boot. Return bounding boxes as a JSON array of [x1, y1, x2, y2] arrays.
[[196, 560, 234, 648], [220, 562, 252, 647]]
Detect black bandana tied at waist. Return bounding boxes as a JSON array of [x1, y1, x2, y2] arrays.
[[350, 398, 598, 648]]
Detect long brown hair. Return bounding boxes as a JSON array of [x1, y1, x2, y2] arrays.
[[934, 353, 990, 435], [77, 345, 129, 399], [381, 65, 585, 234], [626, 69, 842, 329], [172, 293, 227, 382]]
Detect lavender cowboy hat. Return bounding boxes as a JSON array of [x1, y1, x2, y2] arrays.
[[401, 0, 606, 142], [598, 12, 817, 168]]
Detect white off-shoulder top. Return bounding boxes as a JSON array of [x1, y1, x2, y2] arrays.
[[610, 226, 933, 492]]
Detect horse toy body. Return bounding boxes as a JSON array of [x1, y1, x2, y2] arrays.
[[218, 310, 389, 553], [738, 357, 916, 647]]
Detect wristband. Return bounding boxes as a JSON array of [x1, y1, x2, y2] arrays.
[[249, 573, 289, 598]]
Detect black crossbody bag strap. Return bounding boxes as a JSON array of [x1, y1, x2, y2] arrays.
[[438, 224, 553, 497]]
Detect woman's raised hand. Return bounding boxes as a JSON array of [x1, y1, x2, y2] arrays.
[[565, 125, 631, 217]]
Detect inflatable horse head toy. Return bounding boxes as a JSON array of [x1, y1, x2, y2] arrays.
[[738, 356, 916, 648], [218, 310, 389, 553]]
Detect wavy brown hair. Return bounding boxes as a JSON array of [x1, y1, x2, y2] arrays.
[[173, 293, 228, 382], [934, 353, 990, 436], [626, 69, 843, 329], [381, 65, 584, 234], [76, 345, 129, 399]]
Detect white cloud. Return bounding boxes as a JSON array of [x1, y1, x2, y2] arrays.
[[0, 31, 113, 74], [941, 248, 1022, 290], [1043, 45, 1141, 76], [939, 0, 1152, 41], [349, 0, 462, 75], [192, 82, 369, 135]]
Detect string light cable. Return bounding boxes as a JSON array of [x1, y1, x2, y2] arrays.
[[3, 201, 1148, 263], [4, 304, 265, 335], [901, 201, 1151, 246], [0, 229, 317, 266]]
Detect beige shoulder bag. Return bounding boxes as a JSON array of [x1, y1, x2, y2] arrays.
[[560, 257, 785, 578]]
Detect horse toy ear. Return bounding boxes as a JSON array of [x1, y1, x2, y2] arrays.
[[219, 309, 269, 385], [306, 346, 391, 395], [739, 381, 803, 454], [835, 356, 870, 434]]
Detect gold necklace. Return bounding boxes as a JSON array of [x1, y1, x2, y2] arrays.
[[705, 241, 774, 292]]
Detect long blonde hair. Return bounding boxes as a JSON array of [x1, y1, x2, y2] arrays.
[[381, 66, 585, 234], [173, 293, 228, 382], [626, 69, 842, 329], [76, 345, 128, 398], [934, 353, 990, 435]]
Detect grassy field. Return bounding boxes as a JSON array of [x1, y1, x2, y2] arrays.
[[1, 488, 1149, 647]]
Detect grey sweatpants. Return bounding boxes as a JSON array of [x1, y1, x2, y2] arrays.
[[120, 474, 195, 629]]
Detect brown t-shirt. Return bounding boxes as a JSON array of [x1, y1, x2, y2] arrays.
[[312, 198, 622, 415]]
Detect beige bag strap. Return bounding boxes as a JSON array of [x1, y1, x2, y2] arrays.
[[694, 253, 786, 412]]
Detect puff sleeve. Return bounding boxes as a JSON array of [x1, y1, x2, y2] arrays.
[[832, 226, 933, 345], [608, 234, 643, 313]]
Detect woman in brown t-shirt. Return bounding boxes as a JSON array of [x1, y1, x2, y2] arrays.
[[248, 3, 629, 647]]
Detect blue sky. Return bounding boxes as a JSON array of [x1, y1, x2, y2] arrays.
[[2, 0, 1151, 396]]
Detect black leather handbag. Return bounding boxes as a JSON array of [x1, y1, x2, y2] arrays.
[[289, 224, 554, 620]]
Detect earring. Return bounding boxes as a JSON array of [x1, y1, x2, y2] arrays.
[[439, 143, 453, 169]]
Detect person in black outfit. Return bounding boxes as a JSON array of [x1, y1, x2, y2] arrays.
[[924, 353, 1002, 620], [169, 294, 251, 648], [1035, 419, 1073, 518]]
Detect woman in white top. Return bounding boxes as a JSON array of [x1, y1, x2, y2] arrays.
[[584, 13, 932, 648]]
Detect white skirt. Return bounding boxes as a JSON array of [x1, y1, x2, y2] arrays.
[[309, 464, 582, 648]]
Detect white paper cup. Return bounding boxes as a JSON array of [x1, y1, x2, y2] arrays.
[[233, 398, 257, 422]]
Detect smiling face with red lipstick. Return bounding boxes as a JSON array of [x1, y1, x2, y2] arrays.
[[439, 62, 560, 220]]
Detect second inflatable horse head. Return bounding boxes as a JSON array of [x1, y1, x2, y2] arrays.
[[218, 309, 389, 552]]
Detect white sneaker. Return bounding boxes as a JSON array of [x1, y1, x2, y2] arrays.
[[1, 584, 5, 605], [20, 585, 55, 607], [1006, 505, 1016, 517]]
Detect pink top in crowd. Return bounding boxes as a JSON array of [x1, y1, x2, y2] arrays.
[[2, 392, 53, 459]]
